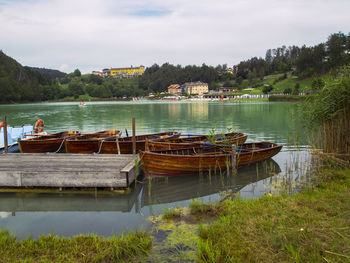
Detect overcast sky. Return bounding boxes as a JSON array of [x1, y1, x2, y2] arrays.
[[0, 0, 349, 74]]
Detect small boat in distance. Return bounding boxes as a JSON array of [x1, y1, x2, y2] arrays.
[[140, 142, 283, 176], [146, 132, 248, 151]]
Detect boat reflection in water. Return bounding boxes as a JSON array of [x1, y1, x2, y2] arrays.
[[141, 158, 281, 207]]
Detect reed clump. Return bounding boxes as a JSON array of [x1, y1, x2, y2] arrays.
[[301, 65, 350, 160]]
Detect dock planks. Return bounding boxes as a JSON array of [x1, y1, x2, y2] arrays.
[[0, 153, 139, 189]]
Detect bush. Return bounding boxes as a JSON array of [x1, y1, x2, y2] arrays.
[[262, 85, 273, 94], [283, 87, 292, 94]]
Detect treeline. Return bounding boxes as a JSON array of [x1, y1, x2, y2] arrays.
[[138, 63, 230, 93], [29, 67, 66, 79], [236, 32, 350, 80], [1, 31, 350, 103], [59, 69, 145, 99]]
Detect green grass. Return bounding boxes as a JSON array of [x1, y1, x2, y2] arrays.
[[272, 77, 314, 92], [0, 231, 152, 262], [195, 169, 350, 262], [263, 73, 286, 85]]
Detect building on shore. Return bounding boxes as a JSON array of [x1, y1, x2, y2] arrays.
[[219, 87, 236, 93], [183, 81, 209, 95], [101, 66, 145, 78], [92, 71, 104, 77], [167, 84, 181, 95]]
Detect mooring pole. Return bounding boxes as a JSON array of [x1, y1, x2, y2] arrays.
[[231, 144, 237, 174], [116, 136, 121, 155], [132, 117, 136, 155], [3, 116, 8, 153]]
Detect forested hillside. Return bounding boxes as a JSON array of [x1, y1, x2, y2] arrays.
[[0, 51, 59, 103], [28, 67, 66, 80]]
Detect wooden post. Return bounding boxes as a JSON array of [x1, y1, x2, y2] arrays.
[[132, 117, 136, 155], [3, 116, 8, 153], [116, 136, 121, 155], [231, 144, 237, 174]]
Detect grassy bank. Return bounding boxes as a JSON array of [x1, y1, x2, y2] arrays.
[[0, 231, 151, 262], [149, 168, 350, 262]]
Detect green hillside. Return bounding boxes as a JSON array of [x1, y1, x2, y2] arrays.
[[0, 51, 54, 103]]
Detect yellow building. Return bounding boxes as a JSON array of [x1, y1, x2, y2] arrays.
[[103, 66, 145, 77], [184, 81, 209, 95]]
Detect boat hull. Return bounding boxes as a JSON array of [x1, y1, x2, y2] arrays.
[[0, 143, 20, 153], [18, 131, 80, 153], [146, 132, 248, 151], [140, 142, 282, 176], [65, 130, 122, 154]]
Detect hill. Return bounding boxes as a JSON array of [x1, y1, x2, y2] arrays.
[[28, 67, 66, 80], [0, 51, 55, 103]]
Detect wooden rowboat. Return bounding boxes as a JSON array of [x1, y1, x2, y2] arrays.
[[18, 131, 80, 153], [18, 130, 121, 153], [65, 130, 122, 154], [140, 142, 282, 176], [146, 132, 248, 151], [99, 131, 181, 154]]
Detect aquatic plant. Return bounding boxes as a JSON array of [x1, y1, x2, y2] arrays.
[[162, 207, 182, 221]]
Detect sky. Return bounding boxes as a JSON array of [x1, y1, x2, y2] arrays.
[[0, 0, 349, 74]]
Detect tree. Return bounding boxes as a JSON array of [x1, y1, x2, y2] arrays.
[[283, 87, 292, 94], [262, 85, 273, 94], [68, 79, 84, 98], [73, 69, 81, 77], [326, 32, 347, 68], [292, 83, 300, 95]]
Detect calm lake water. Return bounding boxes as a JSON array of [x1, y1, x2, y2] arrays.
[[0, 101, 310, 239]]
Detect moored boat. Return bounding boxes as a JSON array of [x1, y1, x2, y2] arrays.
[[140, 142, 282, 176], [146, 132, 248, 151], [65, 130, 122, 154], [18, 131, 80, 153], [99, 131, 181, 154]]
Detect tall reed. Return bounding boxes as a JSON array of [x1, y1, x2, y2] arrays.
[[301, 65, 350, 160]]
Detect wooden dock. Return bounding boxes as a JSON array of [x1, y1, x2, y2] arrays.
[[0, 153, 139, 189]]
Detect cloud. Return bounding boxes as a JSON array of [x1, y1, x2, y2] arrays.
[[0, 0, 349, 73]]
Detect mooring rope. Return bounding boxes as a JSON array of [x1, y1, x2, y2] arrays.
[[55, 138, 67, 153], [97, 139, 105, 154]]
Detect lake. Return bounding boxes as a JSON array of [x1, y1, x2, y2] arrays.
[[0, 101, 310, 239]]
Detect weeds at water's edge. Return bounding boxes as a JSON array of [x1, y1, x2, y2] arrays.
[[162, 207, 182, 221]]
